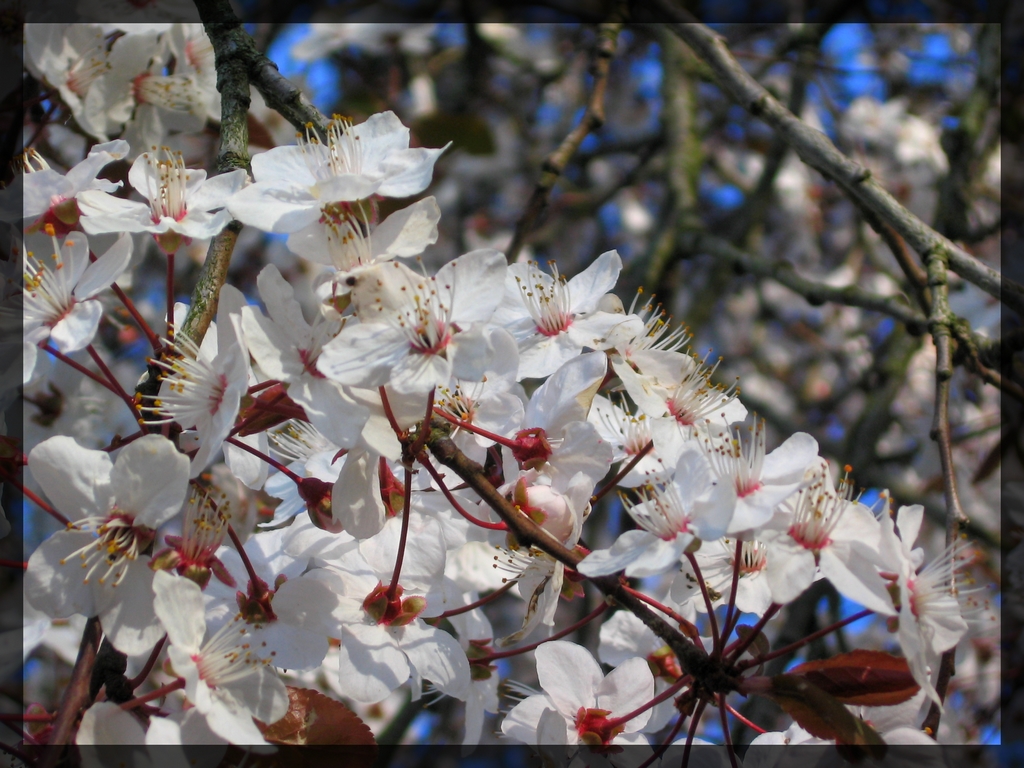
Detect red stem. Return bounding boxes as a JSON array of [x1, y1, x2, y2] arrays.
[[681, 698, 708, 766], [227, 523, 265, 599], [431, 407, 518, 449], [591, 440, 654, 504], [407, 388, 435, 460], [166, 250, 175, 339], [225, 436, 302, 482], [438, 580, 516, 619], [101, 430, 147, 452], [635, 709, 688, 768], [110, 281, 161, 353], [119, 677, 185, 710], [721, 603, 779, 661], [724, 702, 766, 734], [248, 379, 279, 395], [385, 465, 414, 603], [606, 674, 692, 729], [473, 602, 608, 663], [620, 585, 700, 644], [717, 538, 744, 658], [0, 712, 54, 722], [87, 344, 144, 424], [127, 635, 167, 689], [418, 455, 508, 531], [0, 559, 27, 570], [735, 608, 874, 670], [3, 474, 70, 526], [685, 552, 720, 650], [379, 386, 403, 436], [229, 390, 287, 437], [41, 342, 120, 396], [719, 693, 739, 768]]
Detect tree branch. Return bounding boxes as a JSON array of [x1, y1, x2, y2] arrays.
[[505, 18, 624, 263], [656, 14, 1020, 316], [676, 229, 930, 333], [38, 617, 101, 767], [422, 420, 735, 695]]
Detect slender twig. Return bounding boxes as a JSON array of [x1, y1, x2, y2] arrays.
[[438, 580, 516, 619], [385, 465, 414, 602], [472, 602, 609, 663], [658, 15, 1021, 315], [591, 440, 654, 504], [719, 538, 744, 657], [127, 636, 167, 690], [86, 344, 144, 424], [38, 617, 101, 767], [734, 608, 872, 670], [418, 455, 508, 531], [110, 281, 162, 352], [118, 678, 186, 710], [725, 701, 766, 734], [921, 246, 968, 738], [42, 343, 122, 397], [686, 552, 720, 652], [676, 230, 929, 333], [719, 693, 739, 768], [225, 436, 302, 481], [424, 421, 735, 694], [505, 20, 625, 263]]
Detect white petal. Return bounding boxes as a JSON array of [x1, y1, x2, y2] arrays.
[[110, 434, 190, 529], [577, 529, 659, 577], [153, 570, 206, 652], [338, 623, 409, 703], [373, 196, 441, 258], [332, 450, 386, 539], [394, 621, 470, 700], [76, 702, 146, 745], [595, 656, 655, 731], [50, 300, 103, 354], [29, 435, 113, 520], [535, 640, 603, 717], [75, 233, 133, 299], [226, 181, 321, 233], [566, 250, 621, 313]]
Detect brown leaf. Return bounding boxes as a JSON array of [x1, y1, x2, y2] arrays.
[[764, 674, 887, 756], [258, 686, 377, 748], [787, 650, 920, 707]]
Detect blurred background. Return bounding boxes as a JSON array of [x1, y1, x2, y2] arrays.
[[7, 2, 1016, 754]]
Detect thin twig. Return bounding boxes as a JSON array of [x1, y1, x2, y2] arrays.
[[920, 246, 968, 737], [676, 230, 929, 333], [657, 14, 1021, 316], [505, 19, 624, 263], [38, 617, 101, 767], [424, 420, 735, 694]]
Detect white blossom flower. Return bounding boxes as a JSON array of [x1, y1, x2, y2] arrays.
[[22, 140, 130, 233], [25, 434, 189, 654], [878, 504, 968, 706], [578, 448, 732, 579], [146, 285, 249, 477], [153, 570, 289, 744], [78, 147, 246, 253], [227, 112, 449, 234], [241, 263, 370, 448], [317, 249, 506, 394], [760, 461, 895, 614], [501, 641, 654, 748], [490, 251, 641, 379], [23, 230, 133, 357], [700, 419, 819, 535]]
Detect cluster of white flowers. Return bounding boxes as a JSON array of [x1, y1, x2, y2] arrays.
[[13, 24, 996, 760]]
